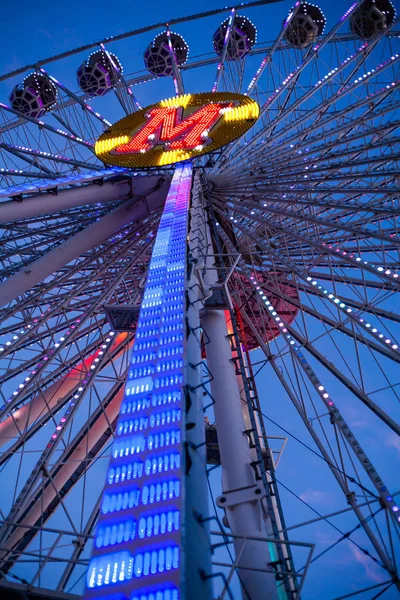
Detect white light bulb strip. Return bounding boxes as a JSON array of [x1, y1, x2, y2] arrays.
[[257, 201, 400, 286], [243, 268, 400, 525], [243, 209, 400, 352], [165, 30, 188, 97], [240, 34, 399, 173], [40, 68, 112, 126], [304, 274, 399, 352], [0, 102, 94, 149], [0, 314, 88, 411], [1, 141, 96, 165], [244, 77, 400, 165], [97, 45, 142, 112], [212, 8, 236, 94], [263, 120, 400, 167], [338, 53, 399, 92], [48, 331, 116, 445], [321, 242, 399, 280], [220, 202, 400, 352], [265, 23, 366, 106], [216, 221, 400, 524], [0, 306, 53, 354], [246, 1, 300, 95], [0, 225, 142, 360]]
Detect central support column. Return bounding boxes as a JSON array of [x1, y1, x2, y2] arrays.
[[201, 246, 280, 600], [84, 163, 212, 600]]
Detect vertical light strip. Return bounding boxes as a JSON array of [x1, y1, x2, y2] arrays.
[[84, 162, 192, 600], [212, 8, 236, 93]]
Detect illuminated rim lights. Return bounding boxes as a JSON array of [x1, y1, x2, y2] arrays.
[[95, 92, 259, 168]]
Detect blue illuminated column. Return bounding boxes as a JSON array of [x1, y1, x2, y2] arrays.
[[84, 163, 193, 600]]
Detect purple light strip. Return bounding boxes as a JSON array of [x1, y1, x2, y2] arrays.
[[166, 30, 181, 96], [0, 101, 93, 148], [39, 67, 112, 126], [212, 8, 236, 93], [99, 45, 142, 110], [246, 1, 301, 95], [84, 162, 192, 600]]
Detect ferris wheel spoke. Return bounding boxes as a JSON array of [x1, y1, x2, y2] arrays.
[[0, 326, 128, 434], [248, 161, 400, 184], [236, 269, 400, 365], [0, 168, 58, 180], [282, 319, 399, 434], [0, 210, 152, 297], [218, 230, 400, 553], [233, 197, 399, 259], [245, 2, 301, 96], [254, 29, 400, 139], [0, 222, 99, 280], [248, 144, 400, 180], [0, 140, 103, 173], [239, 138, 400, 184], [214, 179, 400, 217], [0, 223, 151, 357], [217, 214, 400, 379], [0, 329, 128, 462], [222, 21, 398, 170], [56, 495, 101, 593], [212, 196, 400, 273], [245, 198, 399, 242], [0, 378, 125, 572], [0, 234, 151, 421], [0, 103, 94, 153], [237, 101, 400, 178], [40, 68, 112, 128], [0, 144, 55, 176], [0, 322, 109, 420], [219, 1, 362, 166], [0, 333, 130, 540], [212, 8, 237, 93], [284, 278, 400, 326], [213, 214, 400, 436], [251, 46, 315, 147], [231, 221, 400, 358], [97, 44, 141, 114], [0, 198, 161, 310], [0, 230, 150, 335], [220, 55, 400, 174], [239, 308, 400, 569], [0, 253, 109, 324], [252, 115, 400, 170], [293, 270, 399, 292], [0, 319, 106, 391]]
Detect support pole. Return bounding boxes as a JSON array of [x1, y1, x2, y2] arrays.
[[202, 309, 279, 599], [201, 236, 279, 599]]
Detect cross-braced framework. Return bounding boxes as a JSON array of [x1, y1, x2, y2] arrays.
[[0, 0, 399, 598]]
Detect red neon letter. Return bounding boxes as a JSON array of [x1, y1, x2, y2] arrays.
[[115, 102, 232, 154]]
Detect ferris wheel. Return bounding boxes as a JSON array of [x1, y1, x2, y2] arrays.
[[0, 0, 399, 599]]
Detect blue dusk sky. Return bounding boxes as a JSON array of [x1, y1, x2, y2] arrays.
[[0, 1, 399, 599]]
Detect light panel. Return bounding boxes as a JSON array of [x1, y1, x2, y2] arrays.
[[95, 92, 259, 168], [84, 162, 192, 600]]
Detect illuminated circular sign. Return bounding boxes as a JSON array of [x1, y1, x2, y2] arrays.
[[95, 92, 259, 168]]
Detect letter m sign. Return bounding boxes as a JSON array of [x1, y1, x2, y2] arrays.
[[114, 102, 233, 154]]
